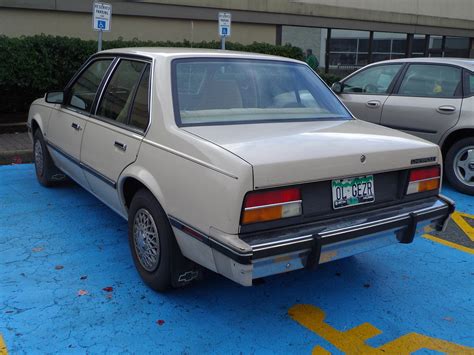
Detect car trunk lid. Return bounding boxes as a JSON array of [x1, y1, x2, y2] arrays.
[[183, 120, 441, 189]]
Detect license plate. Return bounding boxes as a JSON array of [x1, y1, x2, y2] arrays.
[[332, 175, 375, 209]]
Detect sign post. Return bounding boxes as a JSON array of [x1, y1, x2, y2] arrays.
[[218, 12, 231, 50], [93, 1, 112, 52]]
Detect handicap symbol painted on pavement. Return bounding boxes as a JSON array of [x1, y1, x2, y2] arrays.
[[0, 334, 7, 355], [97, 20, 107, 30], [289, 304, 474, 354]]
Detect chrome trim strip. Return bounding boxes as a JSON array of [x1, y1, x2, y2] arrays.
[[252, 234, 313, 250], [244, 200, 302, 211], [142, 139, 239, 179], [46, 140, 116, 189]]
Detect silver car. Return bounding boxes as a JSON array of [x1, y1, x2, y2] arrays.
[[332, 58, 474, 195], [28, 49, 453, 291]]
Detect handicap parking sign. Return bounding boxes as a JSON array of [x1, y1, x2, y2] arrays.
[[97, 20, 107, 30], [93, 2, 112, 31]]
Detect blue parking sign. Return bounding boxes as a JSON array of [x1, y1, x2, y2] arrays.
[[97, 20, 106, 30]]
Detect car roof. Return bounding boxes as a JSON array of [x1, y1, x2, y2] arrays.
[[367, 57, 474, 70], [99, 47, 303, 64]]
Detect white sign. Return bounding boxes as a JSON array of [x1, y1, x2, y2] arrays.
[[218, 12, 231, 37], [93, 2, 112, 32]]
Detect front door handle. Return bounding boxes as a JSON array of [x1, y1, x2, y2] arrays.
[[366, 100, 381, 108], [114, 141, 127, 151], [437, 105, 456, 114], [71, 122, 82, 131]]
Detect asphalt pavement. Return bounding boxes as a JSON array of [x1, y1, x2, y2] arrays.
[[0, 164, 473, 354]]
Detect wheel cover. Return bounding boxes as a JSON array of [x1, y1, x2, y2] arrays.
[[453, 145, 474, 187], [34, 140, 44, 176], [133, 208, 160, 272]]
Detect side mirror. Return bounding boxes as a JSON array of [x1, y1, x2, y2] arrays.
[[45, 91, 64, 104], [331, 82, 344, 94]]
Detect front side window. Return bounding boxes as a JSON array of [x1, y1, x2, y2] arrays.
[[173, 59, 351, 126], [343, 64, 403, 94], [398, 64, 461, 98], [96, 60, 147, 125], [67, 59, 113, 112], [468, 72, 474, 96]]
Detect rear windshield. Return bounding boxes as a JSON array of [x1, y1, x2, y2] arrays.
[[172, 58, 352, 126]]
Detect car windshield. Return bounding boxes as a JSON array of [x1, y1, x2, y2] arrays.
[[172, 58, 352, 126]]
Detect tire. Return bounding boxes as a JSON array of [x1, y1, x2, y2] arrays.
[[444, 137, 474, 195], [128, 189, 182, 292], [33, 130, 65, 187]]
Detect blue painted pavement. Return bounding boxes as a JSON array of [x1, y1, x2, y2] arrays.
[[0, 164, 473, 353]]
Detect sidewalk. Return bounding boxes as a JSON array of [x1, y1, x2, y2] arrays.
[[0, 132, 32, 165]]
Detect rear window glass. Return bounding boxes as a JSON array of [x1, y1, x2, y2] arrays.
[[172, 59, 351, 126]]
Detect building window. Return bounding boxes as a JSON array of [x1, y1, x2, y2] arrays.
[[372, 32, 407, 62], [329, 29, 370, 73]]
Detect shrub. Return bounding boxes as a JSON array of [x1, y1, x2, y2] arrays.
[[0, 35, 308, 121]]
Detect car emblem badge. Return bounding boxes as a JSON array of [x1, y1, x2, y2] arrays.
[[360, 155, 366, 163]]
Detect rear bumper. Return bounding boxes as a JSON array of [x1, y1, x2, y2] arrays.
[[171, 195, 454, 286]]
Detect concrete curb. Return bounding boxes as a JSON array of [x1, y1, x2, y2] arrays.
[[0, 149, 33, 165]]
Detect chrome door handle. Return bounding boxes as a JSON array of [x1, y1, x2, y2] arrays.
[[366, 100, 381, 108], [114, 141, 127, 151], [437, 105, 456, 114], [71, 122, 82, 131]]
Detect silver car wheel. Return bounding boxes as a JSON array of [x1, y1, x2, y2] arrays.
[[34, 139, 44, 176], [133, 208, 160, 272], [453, 145, 474, 186]]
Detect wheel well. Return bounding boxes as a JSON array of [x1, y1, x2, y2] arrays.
[[122, 177, 148, 209], [31, 120, 40, 135], [441, 129, 474, 156]]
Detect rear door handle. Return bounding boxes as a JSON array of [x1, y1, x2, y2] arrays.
[[114, 141, 127, 151], [366, 100, 381, 108], [437, 105, 456, 114], [71, 122, 82, 131]]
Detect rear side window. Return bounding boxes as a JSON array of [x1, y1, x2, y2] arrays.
[[343, 64, 403, 94], [67, 59, 113, 112], [398, 64, 462, 98], [96, 60, 147, 124], [129, 65, 150, 131], [467, 72, 474, 96]]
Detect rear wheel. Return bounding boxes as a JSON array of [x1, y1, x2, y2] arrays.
[[128, 189, 200, 291], [33, 130, 65, 187], [445, 137, 474, 195]]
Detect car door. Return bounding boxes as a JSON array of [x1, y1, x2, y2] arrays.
[[381, 63, 463, 143], [339, 63, 404, 123], [80, 58, 151, 216], [46, 58, 114, 189]]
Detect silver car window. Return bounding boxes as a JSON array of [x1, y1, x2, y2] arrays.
[[398, 64, 461, 98], [343, 64, 403, 94]]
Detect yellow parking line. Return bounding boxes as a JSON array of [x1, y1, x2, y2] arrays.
[[423, 234, 474, 255], [0, 334, 8, 355], [450, 211, 474, 241]]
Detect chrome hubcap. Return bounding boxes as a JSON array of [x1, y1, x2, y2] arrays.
[[453, 145, 474, 186], [133, 208, 160, 272], [34, 140, 44, 176]]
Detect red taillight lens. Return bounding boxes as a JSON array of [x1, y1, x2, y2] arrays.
[[407, 166, 441, 194], [244, 188, 301, 208], [242, 187, 302, 224], [409, 166, 440, 182]]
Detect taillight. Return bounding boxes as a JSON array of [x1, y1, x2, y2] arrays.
[[406, 166, 441, 194], [241, 187, 302, 224]]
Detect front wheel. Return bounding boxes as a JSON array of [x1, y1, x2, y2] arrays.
[[445, 137, 474, 195], [33, 130, 65, 187]]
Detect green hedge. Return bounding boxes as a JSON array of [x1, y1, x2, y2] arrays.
[[0, 35, 308, 120]]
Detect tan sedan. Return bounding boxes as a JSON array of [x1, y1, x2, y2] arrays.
[[28, 48, 454, 291]]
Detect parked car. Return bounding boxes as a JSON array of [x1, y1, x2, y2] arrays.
[[28, 48, 454, 291], [331, 58, 474, 195]]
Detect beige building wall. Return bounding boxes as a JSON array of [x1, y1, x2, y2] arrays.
[[0, 8, 276, 44]]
